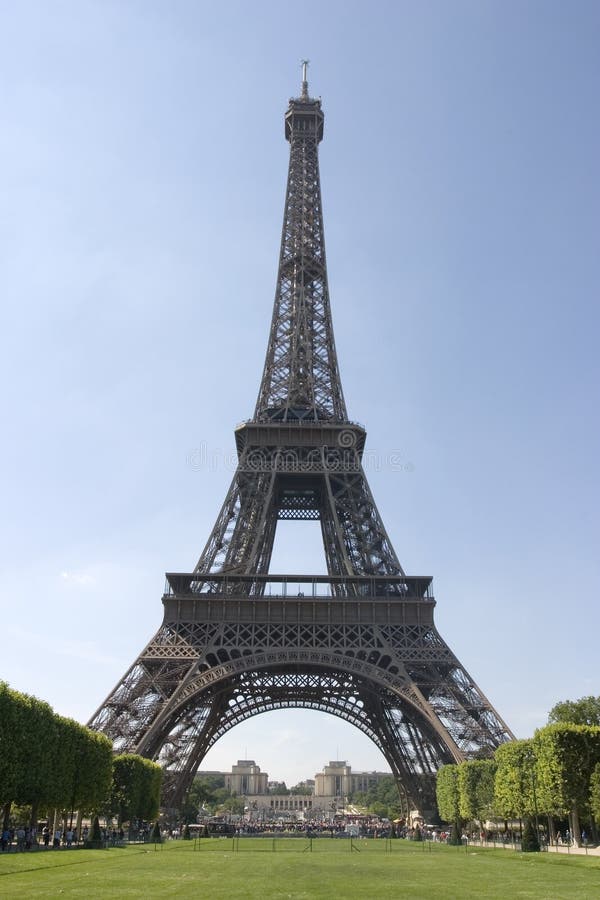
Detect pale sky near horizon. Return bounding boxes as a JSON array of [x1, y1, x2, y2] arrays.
[[1, 1, 599, 788]]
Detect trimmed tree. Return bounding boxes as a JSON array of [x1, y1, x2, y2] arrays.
[[0, 682, 113, 826], [534, 723, 600, 846], [87, 814, 104, 849], [71, 723, 113, 814], [521, 817, 540, 852], [436, 764, 462, 844], [110, 755, 162, 826], [458, 759, 497, 832], [494, 739, 537, 822], [589, 762, 600, 822], [0, 682, 23, 827]]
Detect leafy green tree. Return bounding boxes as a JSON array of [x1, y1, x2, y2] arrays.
[[521, 817, 540, 852], [268, 781, 289, 795], [534, 723, 600, 846], [289, 784, 313, 795], [199, 774, 225, 791], [0, 682, 21, 812], [110, 755, 162, 825], [494, 739, 537, 820], [351, 776, 402, 820], [0, 682, 113, 821], [589, 762, 600, 821], [180, 774, 222, 823], [1, 685, 59, 820], [436, 764, 461, 842], [44, 715, 112, 815], [212, 786, 234, 807], [369, 801, 387, 818], [548, 696, 600, 727], [458, 759, 497, 831], [87, 814, 104, 848], [71, 724, 113, 813], [23, 700, 61, 826], [140, 759, 162, 821], [215, 795, 244, 816]]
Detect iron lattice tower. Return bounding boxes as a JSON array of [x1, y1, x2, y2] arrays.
[[89, 69, 513, 813]]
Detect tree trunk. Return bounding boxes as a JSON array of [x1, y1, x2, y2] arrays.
[[2, 802, 11, 831], [590, 813, 598, 843], [29, 803, 39, 842], [571, 805, 582, 847]]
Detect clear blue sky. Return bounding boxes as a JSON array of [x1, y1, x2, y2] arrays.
[[1, 1, 599, 788]]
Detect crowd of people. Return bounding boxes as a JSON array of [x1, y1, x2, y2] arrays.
[[1, 825, 82, 851], [196, 816, 406, 839], [2, 818, 579, 851], [0, 824, 130, 851]]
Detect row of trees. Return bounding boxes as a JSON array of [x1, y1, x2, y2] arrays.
[[0, 682, 161, 830], [0, 682, 113, 827], [265, 781, 313, 796], [436, 722, 600, 848], [350, 776, 403, 820], [179, 774, 242, 821]]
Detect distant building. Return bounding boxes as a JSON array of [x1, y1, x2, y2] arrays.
[[294, 779, 315, 793], [196, 759, 392, 821], [224, 760, 268, 796], [314, 760, 391, 798]]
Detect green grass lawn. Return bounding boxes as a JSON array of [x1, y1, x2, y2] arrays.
[[1, 839, 599, 899]]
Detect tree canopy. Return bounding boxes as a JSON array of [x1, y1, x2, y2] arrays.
[[109, 754, 162, 824], [548, 696, 600, 727], [435, 765, 461, 825], [180, 774, 227, 823], [493, 739, 537, 820], [351, 776, 402, 820], [268, 781, 289, 795], [457, 759, 496, 829], [0, 682, 113, 815], [534, 723, 600, 820], [589, 762, 600, 822]]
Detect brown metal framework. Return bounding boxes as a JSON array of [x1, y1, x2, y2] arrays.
[[89, 71, 513, 813]]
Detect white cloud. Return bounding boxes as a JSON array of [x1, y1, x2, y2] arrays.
[[60, 570, 96, 586]]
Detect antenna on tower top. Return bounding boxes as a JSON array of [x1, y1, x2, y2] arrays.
[[300, 59, 310, 99]]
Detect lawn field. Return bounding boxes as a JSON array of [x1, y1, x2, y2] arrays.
[[1, 839, 599, 899]]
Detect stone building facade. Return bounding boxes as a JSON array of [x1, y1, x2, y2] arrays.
[[314, 760, 391, 798], [224, 760, 268, 796], [200, 758, 393, 821]]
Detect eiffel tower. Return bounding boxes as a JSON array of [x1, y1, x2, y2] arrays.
[[89, 65, 513, 814]]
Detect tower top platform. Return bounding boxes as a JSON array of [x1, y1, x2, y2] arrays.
[[285, 61, 324, 141]]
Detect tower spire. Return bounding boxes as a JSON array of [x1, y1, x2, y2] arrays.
[[255, 67, 346, 423], [301, 58, 309, 99]]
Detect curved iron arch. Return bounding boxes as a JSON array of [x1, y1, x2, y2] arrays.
[[144, 654, 457, 809]]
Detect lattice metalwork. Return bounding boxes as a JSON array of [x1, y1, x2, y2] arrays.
[[254, 81, 346, 423], [89, 70, 513, 815]]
